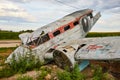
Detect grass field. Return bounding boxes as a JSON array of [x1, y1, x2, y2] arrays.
[[0, 47, 16, 53], [0, 30, 120, 40], [0, 30, 119, 79], [86, 32, 120, 37], [0, 30, 33, 40]]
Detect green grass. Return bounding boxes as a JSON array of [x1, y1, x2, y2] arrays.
[[17, 75, 33, 80], [36, 67, 52, 80], [0, 47, 16, 53], [0, 30, 120, 40], [0, 47, 17, 66], [0, 66, 16, 78], [0, 30, 33, 40], [0, 31, 20, 40], [57, 64, 86, 80], [91, 65, 115, 80], [86, 32, 120, 37], [0, 52, 43, 78]]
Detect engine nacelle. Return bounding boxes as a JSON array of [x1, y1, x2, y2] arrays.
[[53, 45, 79, 70]]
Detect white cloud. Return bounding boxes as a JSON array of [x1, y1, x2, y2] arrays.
[[0, 0, 36, 22], [99, 14, 120, 27], [8, 0, 31, 3], [91, 13, 120, 32], [0, 0, 120, 32]]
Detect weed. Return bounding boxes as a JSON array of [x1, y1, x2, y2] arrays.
[[37, 71, 48, 80], [57, 64, 86, 80], [0, 51, 43, 78], [9, 52, 43, 73], [36, 66, 52, 80], [92, 66, 103, 80], [17, 75, 33, 80], [91, 65, 115, 80], [0, 65, 15, 78], [71, 64, 86, 80], [57, 70, 71, 80]]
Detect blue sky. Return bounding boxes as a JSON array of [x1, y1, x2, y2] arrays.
[[0, 0, 120, 32]]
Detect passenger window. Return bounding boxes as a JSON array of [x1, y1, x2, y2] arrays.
[[64, 25, 70, 31], [73, 21, 79, 26], [53, 30, 60, 36]]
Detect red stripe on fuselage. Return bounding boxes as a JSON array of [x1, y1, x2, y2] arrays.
[[48, 10, 92, 39], [30, 10, 93, 49]]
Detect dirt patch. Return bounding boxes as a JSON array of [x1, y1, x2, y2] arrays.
[[0, 64, 62, 80], [0, 71, 37, 80], [0, 40, 21, 48]]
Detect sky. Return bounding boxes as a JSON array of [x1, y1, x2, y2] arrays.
[[0, 0, 120, 32]]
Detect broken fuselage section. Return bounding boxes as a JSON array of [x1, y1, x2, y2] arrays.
[[6, 9, 101, 70]]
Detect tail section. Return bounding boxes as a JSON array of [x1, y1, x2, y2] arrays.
[[93, 12, 101, 26]]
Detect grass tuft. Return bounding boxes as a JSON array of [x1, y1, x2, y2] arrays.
[[57, 64, 86, 80], [17, 75, 33, 80], [0, 52, 42, 78]]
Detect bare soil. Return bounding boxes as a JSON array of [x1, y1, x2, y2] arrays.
[[0, 40, 21, 48]]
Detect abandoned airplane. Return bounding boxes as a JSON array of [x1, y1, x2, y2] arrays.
[[6, 9, 120, 71]]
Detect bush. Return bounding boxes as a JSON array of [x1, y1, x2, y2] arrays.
[[9, 53, 43, 73], [91, 65, 114, 80], [71, 64, 86, 80], [0, 66, 15, 78], [0, 52, 42, 78], [92, 66, 103, 80], [57, 71, 71, 80]]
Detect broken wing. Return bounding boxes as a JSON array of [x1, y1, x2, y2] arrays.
[[75, 37, 120, 60]]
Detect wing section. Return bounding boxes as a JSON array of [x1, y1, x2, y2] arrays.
[[75, 37, 120, 61]]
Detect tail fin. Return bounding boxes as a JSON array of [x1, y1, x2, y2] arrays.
[[93, 12, 101, 26]]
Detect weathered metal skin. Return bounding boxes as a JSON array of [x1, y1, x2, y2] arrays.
[[5, 9, 102, 71], [75, 37, 120, 60], [53, 37, 120, 70], [53, 44, 79, 70]]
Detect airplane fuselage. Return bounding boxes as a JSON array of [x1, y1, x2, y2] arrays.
[[6, 9, 101, 64]]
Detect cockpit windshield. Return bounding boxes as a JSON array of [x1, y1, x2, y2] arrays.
[[27, 33, 50, 47]]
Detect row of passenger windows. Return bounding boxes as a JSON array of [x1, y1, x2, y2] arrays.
[[53, 30, 61, 37], [28, 20, 79, 46], [53, 20, 79, 37]]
